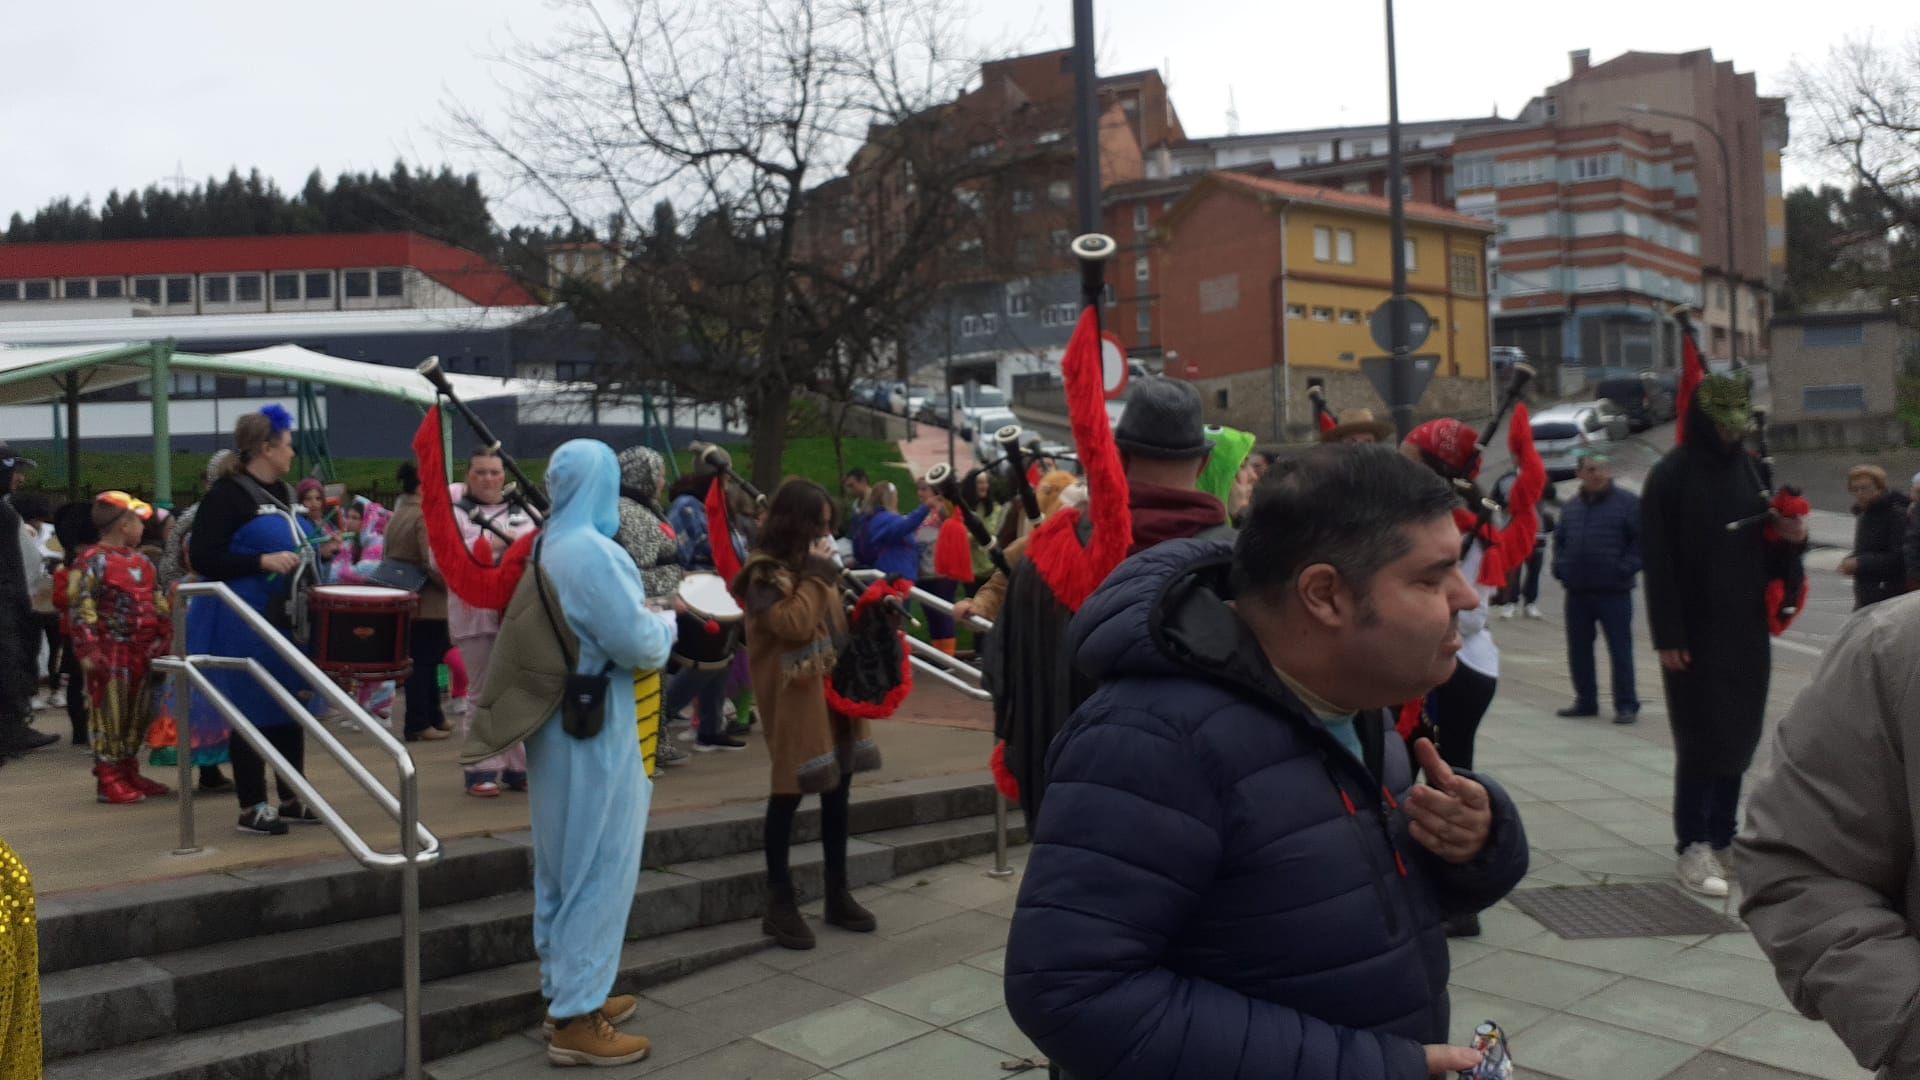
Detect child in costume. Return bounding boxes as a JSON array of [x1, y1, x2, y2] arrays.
[[60, 491, 174, 805]]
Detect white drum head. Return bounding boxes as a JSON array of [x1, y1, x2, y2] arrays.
[[313, 585, 410, 599], [677, 573, 743, 620]]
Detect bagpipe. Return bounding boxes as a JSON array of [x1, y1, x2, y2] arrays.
[[1308, 378, 1337, 436], [1453, 360, 1539, 564]]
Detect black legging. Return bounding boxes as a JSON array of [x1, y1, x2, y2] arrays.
[[765, 774, 853, 891], [1431, 664, 1497, 772], [404, 618, 451, 736], [229, 723, 305, 809]]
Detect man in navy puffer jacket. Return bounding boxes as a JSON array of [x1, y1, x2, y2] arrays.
[[1005, 445, 1530, 1080], [1551, 451, 1643, 724]]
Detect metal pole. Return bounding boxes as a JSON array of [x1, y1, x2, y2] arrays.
[[1384, 0, 1413, 440], [150, 342, 173, 508], [986, 793, 1015, 879], [171, 598, 199, 856], [1718, 131, 1738, 368], [64, 374, 81, 502], [400, 767, 423, 1080], [945, 303, 956, 471], [1070, 0, 1100, 238]]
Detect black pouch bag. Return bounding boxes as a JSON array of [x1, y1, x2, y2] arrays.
[[532, 539, 611, 740]]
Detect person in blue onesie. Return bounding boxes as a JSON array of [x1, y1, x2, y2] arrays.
[[524, 440, 675, 1067]]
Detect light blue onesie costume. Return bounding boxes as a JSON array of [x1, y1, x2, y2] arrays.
[[526, 440, 676, 1019]]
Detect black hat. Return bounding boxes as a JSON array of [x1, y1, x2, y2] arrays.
[[0, 441, 35, 470], [1113, 377, 1210, 459]]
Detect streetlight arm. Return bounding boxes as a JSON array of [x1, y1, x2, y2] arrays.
[[1621, 103, 1738, 364]]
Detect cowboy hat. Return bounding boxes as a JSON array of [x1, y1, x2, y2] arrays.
[[1322, 407, 1395, 444]]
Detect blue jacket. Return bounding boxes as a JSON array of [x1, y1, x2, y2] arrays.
[[1004, 540, 1530, 1080], [666, 492, 746, 572], [1553, 483, 1642, 593], [856, 504, 931, 580]]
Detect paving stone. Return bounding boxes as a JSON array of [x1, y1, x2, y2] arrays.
[[752, 999, 932, 1069], [1449, 951, 1622, 1010], [1566, 977, 1766, 1046], [1445, 988, 1554, 1045], [1552, 846, 1677, 879], [1510, 1013, 1698, 1080], [424, 1031, 545, 1080], [627, 1038, 820, 1080], [1557, 797, 1671, 825], [1595, 817, 1677, 847], [688, 972, 854, 1039], [641, 955, 781, 1009], [864, 962, 1005, 1025], [1696, 932, 1768, 962], [1510, 929, 1694, 975], [1714, 1011, 1874, 1080], [803, 885, 968, 937], [1472, 904, 1552, 948], [1638, 948, 1796, 1011], [834, 1030, 1014, 1080], [1661, 1050, 1833, 1080], [883, 861, 1025, 910], [1522, 818, 1645, 853], [963, 947, 1006, 976]]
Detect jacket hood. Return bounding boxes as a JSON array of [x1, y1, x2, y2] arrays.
[[618, 446, 666, 504], [1071, 538, 1278, 702], [546, 439, 620, 540]]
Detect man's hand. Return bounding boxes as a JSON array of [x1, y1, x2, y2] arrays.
[[1773, 514, 1809, 545], [809, 535, 838, 561], [1425, 1044, 1483, 1075], [953, 599, 976, 620], [1658, 648, 1690, 672], [1407, 738, 1492, 864], [259, 552, 300, 575], [1840, 556, 1858, 576]]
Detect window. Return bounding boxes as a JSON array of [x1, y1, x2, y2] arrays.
[[133, 277, 161, 302], [841, 261, 858, 278], [960, 315, 982, 336], [1403, 239, 1417, 270], [1335, 229, 1355, 265], [20, 280, 51, 300], [955, 237, 983, 257], [1313, 226, 1332, 261], [375, 270, 403, 298], [1133, 205, 1149, 231], [1399, 177, 1413, 199], [1136, 306, 1151, 333], [344, 270, 372, 298], [1007, 285, 1034, 317], [1500, 157, 1552, 186], [1803, 322, 1865, 348], [1285, 303, 1305, 319], [1041, 303, 1079, 327], [1016, 236, 1036, 263], [1338, 309, 1361, 324], [1351, 140, 1375, 158], [1455, 153, 1494, 190], [1311, 306, 1333, 321], [1572, 154, 1618, 181], [1102, 283, 1116, 307], [1343, 179, 1371, 194], [166, 277, 192, 305], [1803, 384, 1866, 412], [1571, 210, 1615, 236], [94, 278, 122, 298], [1299, 148, 1320, 165], [1035, 130, 1067, 145], [1575, 265, 1621, 292], [0, 282, 17, 301], [1135, 256, 1150, 283], [272, 273, 300, 301], [980, 313, 998, 335], [204, 276, 231, 303], [841, 227, 858, 245], [1011, 189, 1034, 214], [63, 279, 90, 299], [235, 274, 263, 302], [967, 141, 997, 160], [1714, 283, 1728, 307], [1048, 180, 1072, 204], [1450, 253, 1481, 295], [1051, 230, 1071, 255], [303, 272, 331, 300]]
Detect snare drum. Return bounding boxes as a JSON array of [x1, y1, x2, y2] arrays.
[[309, 585, 417, 680], [671, 573, 744, 670]]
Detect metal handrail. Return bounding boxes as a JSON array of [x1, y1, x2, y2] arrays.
[[153, 579, 439, 1080]]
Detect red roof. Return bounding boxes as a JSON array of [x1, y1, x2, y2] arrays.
[[0, 232, 536, 307], [1206, 172, 1495, 232]]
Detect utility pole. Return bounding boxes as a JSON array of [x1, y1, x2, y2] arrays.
[[1384, 0, 1413, 439]]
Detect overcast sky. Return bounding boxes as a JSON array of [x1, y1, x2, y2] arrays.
[[1, 0, 1908, 227]]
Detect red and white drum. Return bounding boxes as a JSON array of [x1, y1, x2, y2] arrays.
[[671, 573, 744, 670], [309, 585, 417, 680]]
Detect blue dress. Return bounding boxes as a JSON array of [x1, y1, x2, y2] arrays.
[[186, 513, 321, 731]]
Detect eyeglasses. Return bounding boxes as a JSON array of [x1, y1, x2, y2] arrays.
[[97, 490, 154, 521]]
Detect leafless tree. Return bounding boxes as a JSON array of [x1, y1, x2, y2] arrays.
[[450, 0, 1018, 490], [1791, 35, 1920, 232]]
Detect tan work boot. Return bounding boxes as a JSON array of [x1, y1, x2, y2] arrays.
[[546, 1010, 650, 1067], [541, 994, 639, 1038]]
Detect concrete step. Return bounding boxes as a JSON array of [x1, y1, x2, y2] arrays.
[[43, 918, 772, 1080], [39, 805, 1027, 1067], [37, 772, 1001, 975]]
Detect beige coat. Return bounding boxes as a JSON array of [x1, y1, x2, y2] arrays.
[[738, 553, 878, 796], [1737, 593, 1920, 1076], [382, 494, 448, 620], [462, 562, 578, 766]]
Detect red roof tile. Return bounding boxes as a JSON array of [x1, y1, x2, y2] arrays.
[[1206, 172, 1494, 232]]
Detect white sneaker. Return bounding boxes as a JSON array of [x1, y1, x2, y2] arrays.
[[1677, 842, 1730, 898], [31, 692, 50, 711], [656, 742, 690, 767], [446, 697, 468, 717], [49, 690, 67, 709], [1524, 604, 1544, 619], [1498, 604, 1517, 620]]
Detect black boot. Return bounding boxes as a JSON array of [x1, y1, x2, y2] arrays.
[[1445, 913, 1482, 938], [761, 883, 815, 950], [824, 876, 877, 933]]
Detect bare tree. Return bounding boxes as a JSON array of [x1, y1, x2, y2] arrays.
[[450, 0, 1019, 491], [1792, 35, 1920, 231]]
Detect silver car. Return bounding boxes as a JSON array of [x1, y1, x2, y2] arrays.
[[1531, 401, 1630, 482]]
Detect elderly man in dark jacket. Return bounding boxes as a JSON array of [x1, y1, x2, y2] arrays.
[[1005, 446, 1530, 1080], [1552, 450, 1642, 724]]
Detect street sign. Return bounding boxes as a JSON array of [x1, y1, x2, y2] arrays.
[[1360, 354, 1440, 410], [1369, 297, 1433, 353]]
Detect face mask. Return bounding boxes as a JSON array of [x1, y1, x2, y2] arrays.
[[1695, 375, 1751, 444]]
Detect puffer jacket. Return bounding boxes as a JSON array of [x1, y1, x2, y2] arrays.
[[1850, 490, 1908, 609], [1552, 483, 1642, 593], [615, 447, 684, 602], [1004, 539, 1530, 1080]]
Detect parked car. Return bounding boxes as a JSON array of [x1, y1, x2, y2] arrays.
[[960, 406, 1022, 467], [1491, 346, 1528, 385], [1592, 371, 1674, 432], [1531, 401, 1631, 482]]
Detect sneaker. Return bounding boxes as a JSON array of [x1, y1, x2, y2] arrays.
[[547, 1011, 650, 1068], [237, 804, 289, 836], [723, 720, 754, 738], [1498, 604, 1517, 620], [656, 742, 690, 767], [198, 769, 233, 794], [1612, 710, 1640, 725], [446, 697, 468, 717], [674, 727, 695, 744], [278, 799, 323, 825], [502, 770, 528, 792], [541, 995, 639, 1038], [1555, 705, 1599, 719], [49, 690, 66, 709], [465, 770, 502, 798], [693, 735, 748, 752], [1524, 604, 1544, 619], [405, 727, 451, 742], [1677, 842, 1729, 897]]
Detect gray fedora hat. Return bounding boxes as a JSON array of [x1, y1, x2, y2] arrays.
[[1113, 377, 1210, 459]]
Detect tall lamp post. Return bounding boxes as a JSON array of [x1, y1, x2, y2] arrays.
[[1383, 0, 1414, 439], [1623, 103, 1738, 367]]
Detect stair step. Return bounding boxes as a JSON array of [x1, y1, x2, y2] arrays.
[[38, 809, 1026, 1063], [44, 918, 772, 1080]]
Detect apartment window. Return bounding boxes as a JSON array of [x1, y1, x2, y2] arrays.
[[94, 278, 123, 298], [303, 272, 331, 300], [1343, 179, 1370, 194], [1049, 180, 1072, 204], [1500, 157, 1552, 186], [1011, 189, 1034, 214], [1572, 154, 1619, 180], [981, 313, 997, 335], [164, 277, 191, 305], [1351, 140, 1375, 157], [955, 237, 983, 258], [375, 270, 403, 298], [1399, 177, 1413, 199], [1299, 149, 1320, 165], [1285, 303, 1306, 319], [1135, 256, 1150, 283], [272, 273, 300, 301], [1715, 283, 1728, 306], [1455, 153, 1494, 190], [235, 274, 263, 302], [1007, 285, 1034, 317], [960, 315, 982, 336], [841, 261, 858, 278], [133, 277, 161, 303], [1336, 229, 1355, 265], [344, 270, 372, 298], [1136, 306, 1152, 333], [1133, 205, 1149, 231], [204, 276, 231, 303], [1311, 306, 1333, 321], [1403, 239, 1417, 270], [1450, 253, 1481, 295], [1102, 283, 1116, 307], [0, 282, 18, 301], [1313, 226, 1332, 261], [1016, 236, 1037, 264], [63, 279, 90, 299], [1051, 229, 1071, 255], [841, 227, 858, 245], [1338, 309, 1361, 325]]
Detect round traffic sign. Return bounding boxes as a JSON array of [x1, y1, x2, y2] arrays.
[[1370, 297, 1433, 353]]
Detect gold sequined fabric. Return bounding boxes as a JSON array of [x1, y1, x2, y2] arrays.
[[0, 838, 40, 1079]]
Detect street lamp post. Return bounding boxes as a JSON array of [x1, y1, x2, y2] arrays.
[[1384, 0, 1413, 439], [1623, 103, 1737, 367]]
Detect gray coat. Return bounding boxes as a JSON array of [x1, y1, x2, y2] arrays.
[[1737, 593, 1920, 1076]]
